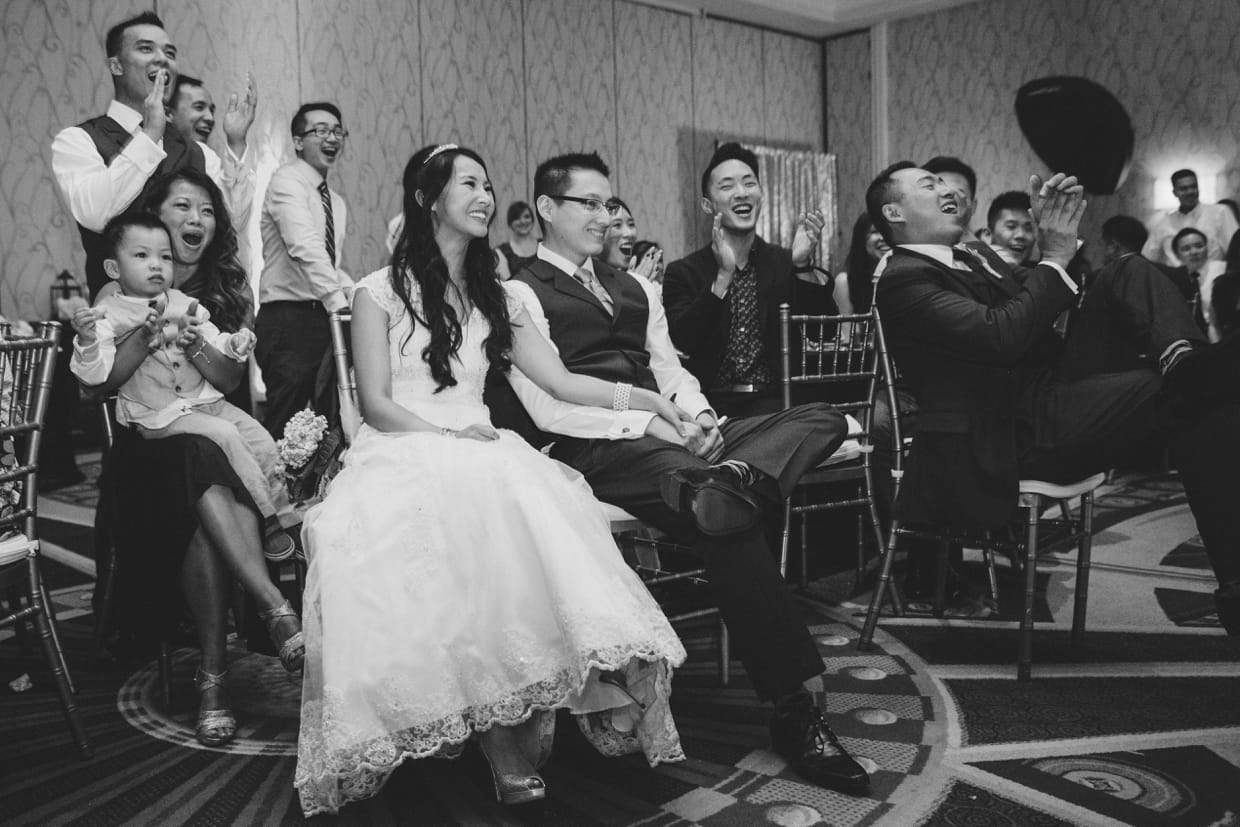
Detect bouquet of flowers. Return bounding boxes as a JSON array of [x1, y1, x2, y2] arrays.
[[277, 409, 345, 505]]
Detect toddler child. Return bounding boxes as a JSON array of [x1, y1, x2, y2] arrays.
[[70, 213, 297, 561]]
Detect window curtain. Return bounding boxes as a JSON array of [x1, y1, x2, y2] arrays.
[[741, 144, 837, 270]]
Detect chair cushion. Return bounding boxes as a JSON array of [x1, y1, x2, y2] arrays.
[[1018, 472, 1107, 499], [0, 532, 35, 566]]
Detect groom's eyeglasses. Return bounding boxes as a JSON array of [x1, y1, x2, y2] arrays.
[[551, 195, 620, 217]]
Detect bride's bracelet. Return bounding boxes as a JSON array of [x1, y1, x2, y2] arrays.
[[613, 382, 632, 412], [440, 427, 457, 438]]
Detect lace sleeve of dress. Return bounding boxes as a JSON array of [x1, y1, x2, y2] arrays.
[[502, 279, 534, 321], [353, 267, 410, 319]]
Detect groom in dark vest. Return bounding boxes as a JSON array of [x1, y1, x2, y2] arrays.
[[491, 151, 869, 795], [51, 11, 204, 298]]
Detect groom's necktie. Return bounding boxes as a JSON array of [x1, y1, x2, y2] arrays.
[[574, 267, 614, 315]]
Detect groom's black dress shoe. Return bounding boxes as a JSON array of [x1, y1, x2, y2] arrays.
[[660, 467, 761, 536], [770, 693, 869, 795]]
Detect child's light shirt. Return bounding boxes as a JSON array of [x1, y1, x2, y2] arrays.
[[70, 289, 247, 428]]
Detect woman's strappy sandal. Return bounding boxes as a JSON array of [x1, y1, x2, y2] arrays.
[[258, 600, 305, 673], [195, 667, 236, 747]]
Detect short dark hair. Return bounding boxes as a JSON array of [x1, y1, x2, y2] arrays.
[[1100, 215, 1148, 253], [922, 156, 977, 198], [105, 11, 164, 58], [506, 201, 532, 226], [102, 212, 170, 260], [1171, 168, 1197, 185], [291, 102, 343, 137], [1171, 226, 1207, 254], [987, 190, 1032, 229], [865, 160, 917, 245], [532, 151, 610, 233], [170, 74, 204, 109], [701, 142, 759, 196], [607, 196, 631, 216]]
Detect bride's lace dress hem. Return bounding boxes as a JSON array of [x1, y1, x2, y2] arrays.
[[296, 646, 684, 816]]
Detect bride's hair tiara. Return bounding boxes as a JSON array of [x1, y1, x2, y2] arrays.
[[424, 143, 458, 166]]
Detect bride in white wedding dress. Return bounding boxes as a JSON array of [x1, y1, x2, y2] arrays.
[[295, 144, 688, 816]]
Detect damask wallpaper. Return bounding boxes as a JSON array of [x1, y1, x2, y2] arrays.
[[0, 0, 824, 320], [826, 0, 1240, 268], [824, 30, 870, 269]]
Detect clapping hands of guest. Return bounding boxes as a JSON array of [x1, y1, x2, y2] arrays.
[[1029, 172, 1086, 268], [632, 246, 665, 283], [791, 208, 826, 272]]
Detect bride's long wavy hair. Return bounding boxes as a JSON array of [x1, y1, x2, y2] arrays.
[[389, 144, 512, 392]]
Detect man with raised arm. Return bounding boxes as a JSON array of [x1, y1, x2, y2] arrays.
[[869, 163, 1240, 633]]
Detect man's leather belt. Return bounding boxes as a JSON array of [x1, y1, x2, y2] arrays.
[[711, 383, 773, 394]]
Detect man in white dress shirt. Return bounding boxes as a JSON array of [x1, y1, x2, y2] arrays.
[[494, 151, 869, 796], [51, 11, 217, 298], [1142, 168, 1239, 266], [254, 102, 350, 437]]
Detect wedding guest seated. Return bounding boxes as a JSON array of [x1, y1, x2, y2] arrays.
[[296, 145, 690, 816], [496, 149, 868, 795], [870, 161, 1240, 634], [600, 197, 664, 283], [987, 190, 1037, 266], [833, 211, 890, 315], [663, 143, 833, 418], [86, 170, 305, 749], [71, 212, 297, 561], [1142, 168, 1238, 266], [1099, 215, 1190, 302], [1170, 227, 1227, 341]]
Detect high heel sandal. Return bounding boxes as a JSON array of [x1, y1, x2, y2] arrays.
[[195, 667, 236, 747], [257, 600, 305, 673], [479, 731, 547, 805]]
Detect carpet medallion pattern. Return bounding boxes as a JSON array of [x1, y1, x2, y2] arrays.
[[4, 470, 1239, 824]]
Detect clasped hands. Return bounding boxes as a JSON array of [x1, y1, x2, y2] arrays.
[[1029, 172, 1086, 268]]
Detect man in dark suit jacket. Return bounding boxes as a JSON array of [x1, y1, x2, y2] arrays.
[[869, 162, 1164, 528], [663, 143, 834, 418], [494, 151, 868, 795], [869, 162, 1240, 633]]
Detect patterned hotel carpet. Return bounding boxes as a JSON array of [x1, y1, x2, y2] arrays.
[[2, 469, 1239, 825]]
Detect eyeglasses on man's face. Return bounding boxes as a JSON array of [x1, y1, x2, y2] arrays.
[[300, 125, 348, 140], [552, 195, 620, 216]]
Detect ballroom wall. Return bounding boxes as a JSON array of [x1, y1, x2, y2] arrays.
[[824, 0, 1240, 267], [0, 0, 823, 320]]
